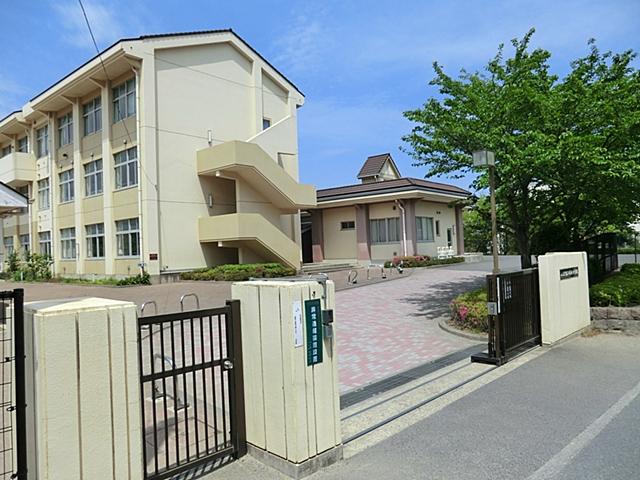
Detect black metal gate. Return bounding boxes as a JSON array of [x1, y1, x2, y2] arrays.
[[1, 289, 26, 480], [472, 269, 541, 365], [138, 300, 246, 479]]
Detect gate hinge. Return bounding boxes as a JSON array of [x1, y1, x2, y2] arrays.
[[222, 359, 233, 370]]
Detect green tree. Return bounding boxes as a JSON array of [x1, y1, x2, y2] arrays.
[[403, 29, 640, 268]]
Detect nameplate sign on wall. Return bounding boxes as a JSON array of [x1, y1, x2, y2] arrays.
[[304, 298, 323, 366], [293, 300, 303, 348], [559, 266, 579, 280]]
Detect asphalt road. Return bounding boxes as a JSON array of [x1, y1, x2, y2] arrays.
[[207, 333, 640, 480]]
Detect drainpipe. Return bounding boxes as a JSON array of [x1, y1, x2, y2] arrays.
[[395, 200, 408, 257]]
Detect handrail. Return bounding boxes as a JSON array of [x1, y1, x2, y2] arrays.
[[152, 354, 188, 409], [140, 300, 158, 317], [180, 293, 200, 312]]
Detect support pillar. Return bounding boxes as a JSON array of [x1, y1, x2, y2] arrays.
[[404, 199, 417, 256], [310, 210, 324, 263], [355, 204, 370, 262], [455, 205, 465, 255]]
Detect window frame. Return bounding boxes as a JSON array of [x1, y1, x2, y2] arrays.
[[85, 223, 105, 259], [114, 147, 138, 190], [39, 231, 52, 258], [59, 169, 75, 203], [17, 136, 29, 153], [340, 221, 355, 231], [115, 218, 140, 258], [1, 145, 11, 157], [435, 220, 441, 237], [38, 178, 50, 210], [3, 236, 14, 256], [82, 96, 102, 136], [112, 78, 136, 123], [60, 227, 76, 260], [84, 158, 103, 197], [36, 125, 49, 158], [19, 234, 30, 254], [416, 216, 435, 243], [58, 112, 73, 147], [369, 217, 401, 244]]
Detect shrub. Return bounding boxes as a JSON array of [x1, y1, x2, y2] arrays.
[[116, 272, 151, 286], [180, 263, 296, 282], [589, 265, 640, 307], [384, 255, 464, 269], [5, 251, 20, 275], [7, 252, 52, 281], [450, 288, 489, 333]]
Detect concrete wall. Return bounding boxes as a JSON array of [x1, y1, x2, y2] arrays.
[[24, 297, 143, 479], [322, 206, 357, 260], [539, 252, 591, 344], [232, 280, 341, 470]]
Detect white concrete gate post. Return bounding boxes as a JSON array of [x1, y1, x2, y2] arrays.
[[23, 298, 144, 480], [232, 279, 342, 478]]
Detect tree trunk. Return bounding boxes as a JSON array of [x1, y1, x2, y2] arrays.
[[514, 228, 532, 269]]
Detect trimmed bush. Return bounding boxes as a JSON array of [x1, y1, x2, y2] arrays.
[[383, 255, 465, 269], [180, 263, 296, 282], [589, 264, 640, 307], [52, 272, 151, 286], [450, 288, 489, 333]]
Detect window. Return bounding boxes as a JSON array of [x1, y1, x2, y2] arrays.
[[116, 218, 139, 257], [416, 216, 435, 242], [86, 223, 105, 258], [112, 78, 136, 122], [38, 179, 50, 210], [3, 237, 13, 256], [59, 169, 74, 203], [19, 234, 29, 254], [84, 159, 103, 196], [39, 231, 51, 257], [262, 118, 271, 130], [17, 136, 28, 153], [435, 220, 441, 237], [340, 221, 355, 230], [60, 228, 76, 260], [1, 145, 11, 157], [36, 126, 49, 158], [83, 96, 102, 136], [370, 218, 400, 244], [114, 147, 138, 189], [58, 112, 73, 147]]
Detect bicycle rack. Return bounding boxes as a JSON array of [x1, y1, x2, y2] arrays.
[[367, 264, 387, 280], [347, 269, 358, 285], [140, 300, 158, 318], [180, 293, 200, 312], [152, 354, 188, 409]]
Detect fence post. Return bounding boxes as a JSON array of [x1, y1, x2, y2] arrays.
[[226, 299, 247, 458], [13, 288, 27, 479]]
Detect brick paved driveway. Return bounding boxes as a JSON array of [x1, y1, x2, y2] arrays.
[[335, 263, 489, 393]]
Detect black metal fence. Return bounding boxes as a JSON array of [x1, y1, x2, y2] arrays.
[[472, 269, 541, 365], [583, 233, 619, 285], [138, 300, 246, 480], [0, 289, 26, 480]]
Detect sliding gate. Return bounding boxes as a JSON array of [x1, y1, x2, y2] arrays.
[[472, 268, 541, 365], [0, 289, 26, 480], [138, 300, 246, 479]]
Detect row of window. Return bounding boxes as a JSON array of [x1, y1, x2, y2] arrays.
[[1, 78, 136, 158], [5, 218, 140, 260], [36, 147, 138, 208], [370, 217, 440, 244]]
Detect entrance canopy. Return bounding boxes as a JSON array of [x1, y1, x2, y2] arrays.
[[0, 181, 27, 215]]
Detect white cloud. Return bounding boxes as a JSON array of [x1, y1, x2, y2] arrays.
[[51, 0, 144, 51]]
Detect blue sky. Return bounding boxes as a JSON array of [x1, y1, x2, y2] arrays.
[[1, 0, 638, 190]]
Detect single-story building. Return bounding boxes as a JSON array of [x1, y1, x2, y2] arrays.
[[302, 153, 471, 265]]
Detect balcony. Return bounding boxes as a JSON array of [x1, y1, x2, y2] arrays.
[[0, 151, 36, 186], [197, 141, 316, 213], [199, 213, 301, 268]]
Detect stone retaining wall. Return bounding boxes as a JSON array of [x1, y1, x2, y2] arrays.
[[591, 306, 640, 334]]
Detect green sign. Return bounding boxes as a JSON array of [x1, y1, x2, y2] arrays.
[[304, 298, 323, 366]]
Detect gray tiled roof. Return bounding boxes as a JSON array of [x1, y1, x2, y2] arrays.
[[357, 153, 398, 179], [317, 178, 471, 202]]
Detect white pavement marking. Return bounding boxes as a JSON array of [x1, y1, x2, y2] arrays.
[[527, 378, 640, 480]]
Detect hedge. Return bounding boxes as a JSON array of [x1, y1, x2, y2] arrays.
[[383, 255, 465, 269], [449, 288, 489, 333], [180, 263, 296, 281], [590, 263, 640, 307]]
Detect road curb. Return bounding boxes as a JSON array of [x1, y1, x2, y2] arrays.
[[437, 316, 487, 342]]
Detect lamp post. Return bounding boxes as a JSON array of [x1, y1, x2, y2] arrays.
[[473, 150, 499, 274]]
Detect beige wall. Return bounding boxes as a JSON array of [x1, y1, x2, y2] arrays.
[[414, 200, 458, 257], [322, 206, 357, 260], [369, 202, 403, 260], [24, 298, 143, 479], [539, 252, 591, 344]]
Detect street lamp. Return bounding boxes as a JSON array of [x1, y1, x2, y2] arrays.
[[473, 149, 499, 274]]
